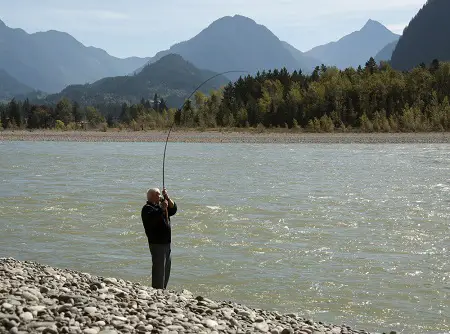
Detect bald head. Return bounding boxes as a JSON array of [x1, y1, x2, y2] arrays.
[[147, 188, 161, 204]]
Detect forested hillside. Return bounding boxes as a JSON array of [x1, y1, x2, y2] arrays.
[[391, 0, 450, 70], [2, 59, 450, 132]]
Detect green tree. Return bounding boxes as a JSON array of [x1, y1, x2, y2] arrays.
[[8, 99, 22, 128], [72, 101, 84, 123], [55, 98, 73, 125], [85, 107, 105, 127], [153, 93, 159, 112]]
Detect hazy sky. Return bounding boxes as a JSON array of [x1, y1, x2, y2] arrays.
[[0, 0, 425, 59]]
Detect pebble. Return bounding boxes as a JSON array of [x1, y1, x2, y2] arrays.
[[83, 329, 99, 334], [0, 258, 376, 334], [20, 312, 33, 321], [2, 302, 13, 310], [254, 321, 269, 332], [205, 319, 219, 329], [84, 307, 97, 314]]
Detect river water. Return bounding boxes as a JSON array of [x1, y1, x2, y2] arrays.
[[0, 141, 448, 334]]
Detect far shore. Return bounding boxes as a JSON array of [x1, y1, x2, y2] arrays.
[[1, 129, 450, 144]]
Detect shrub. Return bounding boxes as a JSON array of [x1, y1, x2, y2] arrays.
[[360, 113, 373, 132], [55, 120, 66, 131], [256, 122, 265, 133]]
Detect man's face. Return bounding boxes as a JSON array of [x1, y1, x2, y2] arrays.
[[151, 189, 161, 203]]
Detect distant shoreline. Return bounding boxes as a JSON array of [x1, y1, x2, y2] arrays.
[[1, 129, 450, 144]]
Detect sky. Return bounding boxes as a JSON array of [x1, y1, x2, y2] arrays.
[[0, 0, 426, 59]]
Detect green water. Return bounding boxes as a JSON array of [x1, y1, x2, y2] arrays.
[[0, 141, 448, 334]]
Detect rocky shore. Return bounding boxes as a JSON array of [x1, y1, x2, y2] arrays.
[[0, 258, 387, 334], [1, 129, 449, 144]]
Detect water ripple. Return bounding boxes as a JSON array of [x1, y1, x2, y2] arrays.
[[0, 142, 449, 334]]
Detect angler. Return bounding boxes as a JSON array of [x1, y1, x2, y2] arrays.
[[141, 70, 247, 289], [141, 187, 177, 290]]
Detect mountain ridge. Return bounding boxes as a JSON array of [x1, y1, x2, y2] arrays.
[[391, 0, 450, 70], [0, 69, 34, 100], [41, 54, 231, 108], [0, 18, 151, 93], [304, 19, 400, 69], [136, 15, 320, 78]]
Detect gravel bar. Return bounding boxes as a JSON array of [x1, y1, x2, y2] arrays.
[[0, 258, 397, 334], [1, 130, 449, 144]]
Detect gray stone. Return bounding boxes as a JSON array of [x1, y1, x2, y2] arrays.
[[40, 286, 50, 293], [21, 291, 39, 302], [58, 304, 73, 313], [230, 317, 240, 327], [29, 305, 46, 312], [205, 319, 218, 329], [7, 300, 21, 306], [20, 312, 33, 321], [97, 330, 118, 334], [9, 327, 19, 334], [167, 325, 185, 331], [254, 322, 269, 332], [146, 312, 159, 319], [281, 329, 294, 334], [111, 315, 127, 322], [83, 328, 99, 334], [103, 278, 118, 285], [28, 322, 58, 329], [2, 303, 13, 310], [84, 307, 97, 314], [116, 324, 134, 331]]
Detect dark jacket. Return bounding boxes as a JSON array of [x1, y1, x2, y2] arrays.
[[141, 200, 177, 244]]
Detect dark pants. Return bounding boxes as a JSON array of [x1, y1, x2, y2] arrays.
[[148, 243, 171, 289]]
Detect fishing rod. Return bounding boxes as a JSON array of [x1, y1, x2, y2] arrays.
[[162, 70, 249, 191]]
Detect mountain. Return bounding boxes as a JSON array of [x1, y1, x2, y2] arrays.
[[304, 19, 400, 69], [375, 41, 398, 63], [0, 19, 150, 93], [44, 54, 230, 108], [281, 41, 321, 70], [0, 69, 33, 100], [391, 0, 450, 70], [136, 15, 318, 79]]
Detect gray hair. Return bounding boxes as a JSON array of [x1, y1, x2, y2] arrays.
[[147, 188, 161, 200]]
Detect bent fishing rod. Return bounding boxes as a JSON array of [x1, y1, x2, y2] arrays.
[[162, 70, 249, 190]]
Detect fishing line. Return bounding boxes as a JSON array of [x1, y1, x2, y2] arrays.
[[162, 70, 249, 190]]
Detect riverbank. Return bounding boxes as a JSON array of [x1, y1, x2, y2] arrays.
[[1, 129, 450, 144], [0, 258, 384, 334]]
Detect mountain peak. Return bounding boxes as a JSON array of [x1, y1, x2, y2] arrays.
[[305, 18, 400, 69], [0, 19, 6, 28], [361, 19, 388, 32], [209, 14, 258, 28]]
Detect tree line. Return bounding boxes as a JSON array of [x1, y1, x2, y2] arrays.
[[1, 58, 450, 132]]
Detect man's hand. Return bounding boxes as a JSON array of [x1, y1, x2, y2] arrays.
[[162, 188, 169, 200], [161, 200, 168, 211], [162, 188, 174, 208]]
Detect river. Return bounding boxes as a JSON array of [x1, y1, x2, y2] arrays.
[[0, 141, 448, 334]]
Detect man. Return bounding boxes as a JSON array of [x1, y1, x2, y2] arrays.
[[141, 187, 177, 289]]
